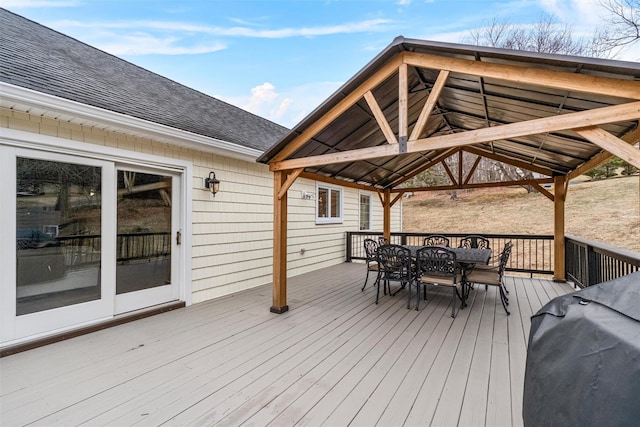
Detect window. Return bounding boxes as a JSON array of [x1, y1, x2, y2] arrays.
[[316, 183, 343, 224], [359, 193, 371, 230]]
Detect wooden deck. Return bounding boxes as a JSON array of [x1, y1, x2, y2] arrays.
[[0, 263, 575, 426]]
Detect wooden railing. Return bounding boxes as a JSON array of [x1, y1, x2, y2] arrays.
[[565, 234, 640, 288], [346, 232, 554, 275]]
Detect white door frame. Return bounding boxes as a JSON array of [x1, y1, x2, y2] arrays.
[[1, 129, 192, 347]]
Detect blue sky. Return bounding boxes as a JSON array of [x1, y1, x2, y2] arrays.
[[1, 0, 636, 128]]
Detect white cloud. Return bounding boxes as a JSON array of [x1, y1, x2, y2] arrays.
[[51, 18, 393, 39], [221, 81, 342, 128], [96, 33, 227, 56]]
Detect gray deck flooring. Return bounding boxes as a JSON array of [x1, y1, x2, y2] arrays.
[[0, 263, 575, 426]]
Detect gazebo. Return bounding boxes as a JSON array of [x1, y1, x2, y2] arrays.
[[258, 37, 640, 314]]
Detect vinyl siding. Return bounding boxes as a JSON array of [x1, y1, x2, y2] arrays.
[[1, 107, 402, 305]]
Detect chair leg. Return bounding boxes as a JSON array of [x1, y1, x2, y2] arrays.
[[451, 287, 457, 318], [407, 280, 412, 309], [375, 276, 381, 304], [499, 286, 510, 315], [361, 267, 370, 291]]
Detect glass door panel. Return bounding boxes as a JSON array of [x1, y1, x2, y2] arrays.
[[16, 158, 103, 315], [115, 168, 178, 313]]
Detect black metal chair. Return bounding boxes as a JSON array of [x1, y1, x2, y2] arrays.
[[464, 241, 513, 315], [415, 246, 463, 317], [459, 235, 490, 250], [375, 244, 413, 305], [423, 234, 450, 247], [361, 238, 380, 291]]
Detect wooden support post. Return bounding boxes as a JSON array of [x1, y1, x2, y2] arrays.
[[553, 175, 567, 282], [271, 170, 289, 313], [383, 188, 391, 241]]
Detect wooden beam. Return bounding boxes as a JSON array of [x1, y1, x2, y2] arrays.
[[574, 126, 640, 169], [441, 159, 457, 185], [458, 150, 463, 185], [269, 101, 640, 172], [409, 70, 450, 141], [530, 181, 555, 201], [463, 146, 553, 177], [568, 125, 640, 180], [271, 171, 289, 314], [272, 55, 403, 162], [553, 175, 567, 282], [464, 155, 482, 185], [391, 148, 459, 188], [298, 171, 377, 192], [398, 63, 408, 149], [394, 177, 554, 193], [383, 189, 391, 242], [391, 192, 403, 207], [364, 91, 397, 145], [277, 168, 303, 200], [403, 51, 640, 100]]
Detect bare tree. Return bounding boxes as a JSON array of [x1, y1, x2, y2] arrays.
[[600, 0, 640, 48], [464, 14, 609, 57]]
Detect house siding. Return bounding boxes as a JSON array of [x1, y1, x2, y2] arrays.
[[1, 107, 402, 305]]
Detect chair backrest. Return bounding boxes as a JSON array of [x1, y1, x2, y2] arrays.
[[377, 244, 412, 281], [378, 236, 390, 245], [459, 235, 490, 250], [497, 241, 513, 277], [423, 234, 450, 247], [415, 246, 459, 280], [364, 238, 379, 261]]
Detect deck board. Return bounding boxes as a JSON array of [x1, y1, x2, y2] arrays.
[[1, 263, 576, 426]]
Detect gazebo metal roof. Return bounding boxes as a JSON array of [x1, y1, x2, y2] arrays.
[[258, 37, 640, 191]]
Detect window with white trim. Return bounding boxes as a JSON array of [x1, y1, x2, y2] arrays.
[[359, 192, 372, 230], [316, 183, 343, 224]]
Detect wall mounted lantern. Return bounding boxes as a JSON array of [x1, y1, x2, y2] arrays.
[[205, 171, 220, 197]]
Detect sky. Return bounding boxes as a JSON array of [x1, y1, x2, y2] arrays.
[[1, 0, 638, 129]]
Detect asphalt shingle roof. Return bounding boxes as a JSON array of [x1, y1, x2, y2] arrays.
[[0, 8, 289, 152]]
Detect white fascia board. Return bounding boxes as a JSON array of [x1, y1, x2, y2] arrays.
[[0, 82, 264, 162]]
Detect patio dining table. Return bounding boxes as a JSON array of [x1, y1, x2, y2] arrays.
[[402, 245, 492, 307]]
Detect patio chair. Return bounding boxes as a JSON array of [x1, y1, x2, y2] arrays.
[[464, 241, 513, 315], [459, 235, 490, 250], [423, 234, 450, 247], [361, 238, 380, 291], [415, 246, 463, 317], [375, 244, 413, 306]]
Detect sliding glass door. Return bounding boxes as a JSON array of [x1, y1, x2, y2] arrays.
[[1, 147, 182, 345]]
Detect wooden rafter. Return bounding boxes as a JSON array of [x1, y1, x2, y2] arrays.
[[394, 177, 554, 193], [364, 91, 397, 145], [409, 70, 450, 141], [391, 148, 459, 188], [463, 146, 554, 177], [269, 101, 640, 172], [464, 155, 482, 185], [441, 160, 457, 185], [298, 171, 376, 192], [573, 126, 640, 169], [568, 125, 640, 179], [402, 51, 640, 100], [398, 63, 408, 148], [272, 55, 403, 162]]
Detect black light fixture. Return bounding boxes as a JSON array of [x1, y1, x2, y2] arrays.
[[205, 171, 220, 196]]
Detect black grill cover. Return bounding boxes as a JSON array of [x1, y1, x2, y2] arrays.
[[523, 271, 640, 427]]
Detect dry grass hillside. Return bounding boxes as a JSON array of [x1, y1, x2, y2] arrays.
[[402, 175, 640, 253]]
